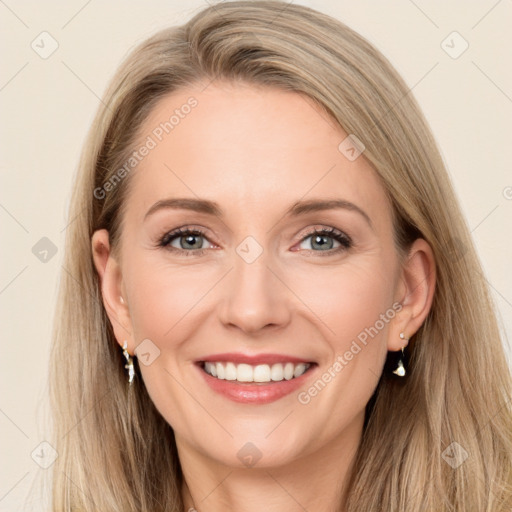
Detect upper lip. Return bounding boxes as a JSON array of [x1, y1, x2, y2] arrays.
[[197, 353, 314, 365]]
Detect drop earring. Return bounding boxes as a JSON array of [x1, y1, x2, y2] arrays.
[[393, 333, 409, 377], [122, 341, 135, 384]]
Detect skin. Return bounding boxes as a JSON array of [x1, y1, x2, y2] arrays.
[[92, 81, 435, 512]]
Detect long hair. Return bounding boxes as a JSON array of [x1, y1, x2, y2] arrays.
[[48, 1, 512, 510]]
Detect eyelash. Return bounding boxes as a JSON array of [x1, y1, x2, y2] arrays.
[[157, 226, 353, 257]]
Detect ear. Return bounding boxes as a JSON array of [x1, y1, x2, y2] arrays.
[[91, 229, 134, 354], [388, 238, 436, 351]]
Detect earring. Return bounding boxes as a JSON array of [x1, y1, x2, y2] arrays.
[[122, 341, 135, 384], [392, 333, 409, 377]]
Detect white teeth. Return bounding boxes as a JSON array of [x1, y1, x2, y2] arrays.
[[204, 362, 217, 377], [225, 362, 237, 381], [215, 362, 225, 379], [253, 364, 271, 382], [283, 362, 294, 380], [270, 363, 284, 381], [237, 364, 253, 382], [203, 361, 311, 383], [294, 363, 307, 378]]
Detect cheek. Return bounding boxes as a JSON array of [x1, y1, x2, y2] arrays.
[[287, 262, 395, 438], [125, 259, 214, 341], [290, 256, 397, 345], [123, 260, 214, 429], [290, 257, 396, 407]]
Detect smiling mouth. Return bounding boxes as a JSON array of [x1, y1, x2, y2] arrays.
[[199, 361, 316, 383]]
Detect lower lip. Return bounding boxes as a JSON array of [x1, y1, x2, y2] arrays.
[[196, 364, 316, 404]]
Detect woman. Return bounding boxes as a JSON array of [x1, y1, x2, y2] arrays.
[[48, 1, 512, 510]]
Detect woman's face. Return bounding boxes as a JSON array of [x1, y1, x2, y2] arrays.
[[95, 81, 419, 469]]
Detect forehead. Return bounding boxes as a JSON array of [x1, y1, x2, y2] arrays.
[[124, 81, 391, 228]]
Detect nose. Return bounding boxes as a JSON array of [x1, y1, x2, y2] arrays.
[[217, 250, 292, 335]]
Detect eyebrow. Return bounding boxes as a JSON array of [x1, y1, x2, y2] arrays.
[[144, 197, 373, 228]]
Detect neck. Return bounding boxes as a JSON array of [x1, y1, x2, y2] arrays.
[[179, 417, 362, 512]]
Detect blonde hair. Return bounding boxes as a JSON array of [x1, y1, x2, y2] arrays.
[[48, 1, 512, 510]]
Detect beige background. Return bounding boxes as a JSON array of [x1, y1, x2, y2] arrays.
[[1, 1, 511, 509]]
